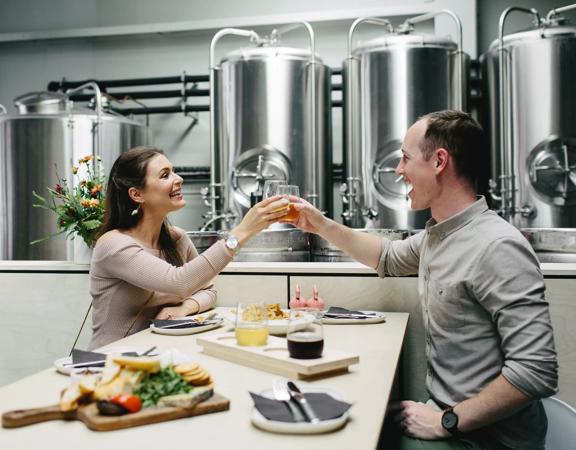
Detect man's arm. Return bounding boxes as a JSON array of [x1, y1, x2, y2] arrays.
[[291, 200, 382, 268], [400, 375, 532, 439]]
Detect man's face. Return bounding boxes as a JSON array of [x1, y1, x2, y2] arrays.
[[395, 119, 438, 211]]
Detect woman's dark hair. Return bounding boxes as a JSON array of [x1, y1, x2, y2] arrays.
[[98, 146, 183, 267]]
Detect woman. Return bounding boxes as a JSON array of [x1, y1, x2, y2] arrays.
[[88, 146, 289, 349]]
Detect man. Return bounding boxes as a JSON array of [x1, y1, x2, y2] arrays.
[[284, 111, 558, 449]]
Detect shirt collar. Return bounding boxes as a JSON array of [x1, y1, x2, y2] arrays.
[[425, 196, 489, 240]]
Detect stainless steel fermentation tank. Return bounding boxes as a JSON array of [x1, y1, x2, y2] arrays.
[[482, 4, 576, 229], [0, 85, 147, 260], [204, 23, 331, 230], [341, 10, 468, 229]]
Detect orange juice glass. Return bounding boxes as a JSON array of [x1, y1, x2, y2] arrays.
[[235, 302, 269, 346]]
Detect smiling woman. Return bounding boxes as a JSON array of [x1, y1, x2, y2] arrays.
[[88, 146, 291, 349]]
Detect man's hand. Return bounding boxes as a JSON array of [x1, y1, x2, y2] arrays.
[[280, 196, 328, 234], [397, 401, 449, 440]]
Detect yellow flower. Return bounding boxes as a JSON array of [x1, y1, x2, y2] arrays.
[[72, 166, 78, 174]]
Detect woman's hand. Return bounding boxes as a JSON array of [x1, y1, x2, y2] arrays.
[[155, 299, 199, 320], [230, 195, 290, 245], [279, 196, 329, 234]]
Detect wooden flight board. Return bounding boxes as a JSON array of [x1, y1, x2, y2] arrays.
[[197, 333, 359, 379], [2, 393, 229, 431]]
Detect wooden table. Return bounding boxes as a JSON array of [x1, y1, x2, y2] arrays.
[[0, 308, 408, 450]]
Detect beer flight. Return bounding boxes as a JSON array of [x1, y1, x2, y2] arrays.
[[234, 302, 324, 359]]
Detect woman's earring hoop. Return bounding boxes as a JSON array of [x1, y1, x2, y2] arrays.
[[131, 206, 140, 216]]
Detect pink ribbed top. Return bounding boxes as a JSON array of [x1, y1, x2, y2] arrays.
[[88, 229, 232, 349]]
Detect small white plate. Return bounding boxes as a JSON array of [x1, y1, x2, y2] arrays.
[[251, 386, 349, 434], [54, 346, 142, 376], [322, 310, 386, 325], [222, 309, 315, 335], [150, 318, 223, 336]]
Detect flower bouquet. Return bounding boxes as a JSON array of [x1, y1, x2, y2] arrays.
[[32, 155, 106, 248]]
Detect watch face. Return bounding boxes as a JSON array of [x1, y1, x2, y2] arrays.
[[442, 411, 458, 429], [226, 236, 239, 250]]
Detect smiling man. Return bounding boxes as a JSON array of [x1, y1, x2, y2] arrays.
[[285, 110, 558, 450]]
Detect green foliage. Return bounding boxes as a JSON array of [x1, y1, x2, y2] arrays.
[[134, 366, 193, 408], [31, 155, 106, 248]]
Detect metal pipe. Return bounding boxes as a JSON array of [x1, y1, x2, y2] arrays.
[[404, 9, 464, 110], [69, 88, 209, 102], [47, 74, 209, 91], [0, 104, 6, 115], [209, 28, 260, 227], [497, 7, 541, 221], [546, 3, 576, 22], [273, 22, 319, 207], [65, 81, 103, 160], [343, 17, 393, 226], [112, 105, 209, 115], [347, 17, 393, 57]]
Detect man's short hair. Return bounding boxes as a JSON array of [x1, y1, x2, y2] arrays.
[[419, 110, 485, 184]]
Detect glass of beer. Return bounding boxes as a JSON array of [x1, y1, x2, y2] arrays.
[[276, 185, 300, 221], [263, 180, 285, 199], [287, 308, 324, 359], [235, 302, 269, 346]]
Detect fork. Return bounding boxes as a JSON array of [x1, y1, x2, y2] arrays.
[[272, 378, 305, 422]]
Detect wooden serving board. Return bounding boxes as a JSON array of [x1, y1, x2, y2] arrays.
[[2, 393, 229, 431], [197, 333, 359, 379]]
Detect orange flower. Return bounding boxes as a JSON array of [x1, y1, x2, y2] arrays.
[[81, 199, 91, 208], [91, 184, 102, 195], [78, 155, 93, 164]]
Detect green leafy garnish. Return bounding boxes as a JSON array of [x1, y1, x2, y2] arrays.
[[134, 367, 192, 408]]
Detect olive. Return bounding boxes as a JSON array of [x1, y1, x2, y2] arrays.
[[96, 400, 129, 416]]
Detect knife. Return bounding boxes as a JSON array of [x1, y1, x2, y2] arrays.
[[156, 319, 220, 329], [287, 381, 320, 423]]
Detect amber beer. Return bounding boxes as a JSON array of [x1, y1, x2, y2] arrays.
[[287, 334, 324, 359], [276, 185, 300, 221]]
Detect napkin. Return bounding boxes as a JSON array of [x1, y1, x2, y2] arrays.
[[70, 348, 138, 366], [250, 392, 351, 423], [323, 306, 375, 318], [152, 319, 209, 329]]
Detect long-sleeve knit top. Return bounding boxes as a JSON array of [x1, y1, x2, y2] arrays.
[[88, 229, 233, 350]]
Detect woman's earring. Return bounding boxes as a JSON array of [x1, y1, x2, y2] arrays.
[[131, 206, 140, 216]]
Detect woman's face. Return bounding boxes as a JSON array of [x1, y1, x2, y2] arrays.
[[139, 154, 185, 216]]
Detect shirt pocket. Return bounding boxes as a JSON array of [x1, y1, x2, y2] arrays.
[[428, 279, 468, 329]]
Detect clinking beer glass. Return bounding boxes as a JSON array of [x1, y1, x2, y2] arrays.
[[276, 185, 300, 221]]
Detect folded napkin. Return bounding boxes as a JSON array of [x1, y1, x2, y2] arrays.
[[152, 319, 209, 329], [323, 306, 375, 319], [250, 392, 351, 423], [71, 349, 106, 365]]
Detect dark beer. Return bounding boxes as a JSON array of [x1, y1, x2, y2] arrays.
[[287, 336, 324, 359]]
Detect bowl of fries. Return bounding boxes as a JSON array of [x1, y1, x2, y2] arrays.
[[224, 303, 314, 335]]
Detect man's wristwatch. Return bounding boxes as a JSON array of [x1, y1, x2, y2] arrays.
[[224, 234, 240, 255], [441, 408, 461, 436]]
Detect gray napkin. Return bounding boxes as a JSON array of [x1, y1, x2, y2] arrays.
[[71, 349, 138, 367], [152, 319, 207, 329], [250, 392, 351, 423], [323, 306, 375, 319]]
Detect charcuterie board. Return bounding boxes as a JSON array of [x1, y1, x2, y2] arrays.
[[197, 333, 359, 379], [2, 393, 229, 431]]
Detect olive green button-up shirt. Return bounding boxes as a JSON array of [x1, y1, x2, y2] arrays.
[[376, 197, 558, 449]]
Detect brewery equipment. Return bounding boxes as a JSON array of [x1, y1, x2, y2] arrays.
[[0, 85, 148, 260], [204, 23, 332, 231], [483, 4, 576, 229], [341, 10, 468, 229]]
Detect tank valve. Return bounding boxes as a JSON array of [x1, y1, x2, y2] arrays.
[[200, 186, 212, 208], [362, 208, 379, 220], [519, 204, 536, 218]]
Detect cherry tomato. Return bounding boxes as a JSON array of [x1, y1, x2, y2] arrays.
[[109, 394, 142, 413]]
